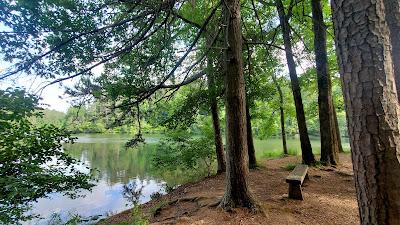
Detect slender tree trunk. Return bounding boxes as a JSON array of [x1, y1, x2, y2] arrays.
[[384, 0, 400, 102], [210, 100, 226, 174], [276, 0, 315, 165], [207, 35, 226, 174], [311, 0, 339, 166], [332, 0, 400, 223], [332, 106, 344, 153], [272, 74, 288, 155], [219, 0, 257, 210], [245, 45, 257, 169], [246, 103, 257, 168]]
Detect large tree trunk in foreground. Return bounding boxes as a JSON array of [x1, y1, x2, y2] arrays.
[[276, 0, 315, 165], [332, 0, 400, 223], [207, 36, 226, 174], [384, 0, 400, 102], [311, 0, 339, 166], [219, 0, 257, 210], [246, 103, 257, 168], [272, 74, 288, 155]]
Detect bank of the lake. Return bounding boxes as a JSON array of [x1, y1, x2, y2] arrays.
[[27, 134, 350, 224]]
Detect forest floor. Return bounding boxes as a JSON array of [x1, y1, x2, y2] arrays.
[[99, 153, 359, 225]]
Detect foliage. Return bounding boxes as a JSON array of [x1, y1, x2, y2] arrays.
[[46, 212, 82, 225], [113, 205, 148, 225], [0, 88, 94, 224], [283, 163, 297, 171], [131, 205, 148, 225], [152, 130, 216, 177], [30, 109, 66, 127]]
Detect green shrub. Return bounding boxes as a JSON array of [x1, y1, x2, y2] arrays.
[[151, 130, 216, 177]]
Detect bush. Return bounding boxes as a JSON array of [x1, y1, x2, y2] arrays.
[[151, 130, 216, 177], [0, 88, 94, 224]]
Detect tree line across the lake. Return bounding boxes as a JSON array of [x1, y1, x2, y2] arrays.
[[1, 0, 400, 224]]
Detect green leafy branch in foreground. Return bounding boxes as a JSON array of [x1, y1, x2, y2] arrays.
[[0, 88, 94, 224], [152, 130, 216, 177]]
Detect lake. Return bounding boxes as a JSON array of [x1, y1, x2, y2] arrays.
[[26, 134, 350, 224]]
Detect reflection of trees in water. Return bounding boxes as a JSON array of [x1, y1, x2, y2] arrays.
[[65, 142, 156, 184], [122, 180, 144, 205], [64, 138, 193, 186]]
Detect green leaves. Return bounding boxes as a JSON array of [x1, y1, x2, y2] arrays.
[[0, 88, 94, 224], [151, 130, 216, 176]]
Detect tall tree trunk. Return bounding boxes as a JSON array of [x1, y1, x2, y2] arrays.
[[311, 0, 339, 166], [207, 34, 226, 174], [272, 74, 288, 155], [246, 103, 257, 168], [384, 0, 400, 102], [332, 106, 344, 153], [332, 0, 400, 223], [275, 0, 315, 165], [245, 45, 257, 169], [210, 97, 226, 174], [219, 0, 257, 210]]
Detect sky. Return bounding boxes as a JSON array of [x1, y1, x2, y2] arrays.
[[0, 62, 104, 113], [0, 63, 73, 113]]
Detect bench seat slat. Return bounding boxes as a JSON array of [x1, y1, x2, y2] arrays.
[[286, 164, 308, 184]]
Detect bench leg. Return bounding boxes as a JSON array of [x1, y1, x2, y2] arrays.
[[288, 183, 303, 200]]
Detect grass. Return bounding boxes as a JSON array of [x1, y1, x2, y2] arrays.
[[283, 163, 297, 171], [253, 137, 351, 160]]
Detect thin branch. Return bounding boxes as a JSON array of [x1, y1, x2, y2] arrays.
[[160, 70, 206, 88], [171, 11, 203, 29], [113, 1, 221, 109], [0, 10, 152, 80], [245, 41, 284, 50]]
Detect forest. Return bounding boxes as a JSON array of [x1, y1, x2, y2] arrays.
[[0, 0, 399, 224]]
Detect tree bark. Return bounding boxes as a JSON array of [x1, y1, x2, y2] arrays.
[[332, 105, 344, 153], [272, 74, 288, 155], [384, 0, 400, 102], [245, 45, 257, 169], [207, 34, 226, 174], [311, 0, 339, 166], [210, 98, 226, 174], [219, 0, 257, 210], [246, 103, 257, 168], [332, 0, 400, 223], [275, 0, 315, 165]]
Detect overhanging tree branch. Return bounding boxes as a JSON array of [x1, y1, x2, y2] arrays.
[[113, 1, 222, 109]]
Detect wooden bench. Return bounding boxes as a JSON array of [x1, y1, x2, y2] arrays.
[[286, 164, 309, 200]]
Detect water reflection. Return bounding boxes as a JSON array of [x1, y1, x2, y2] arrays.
[[26, 134, 170, 225]]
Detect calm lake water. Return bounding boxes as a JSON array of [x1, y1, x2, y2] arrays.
[[26, 134, 350, 224]]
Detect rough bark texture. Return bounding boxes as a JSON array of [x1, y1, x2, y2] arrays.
[[206, 35, 226, 174], [272, 74, 288, 155], [276, 0, 315, 165], [332, 0, 400, 224], [384, 0, 400, 102], [219, 0, 257, 210], [311, 0, 339, 166], [246, 103, 257, 168]]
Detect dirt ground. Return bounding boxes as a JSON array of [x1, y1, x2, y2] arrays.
[[100, 154, 359, 225]]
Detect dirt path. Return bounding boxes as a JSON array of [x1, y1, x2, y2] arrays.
[[100, 154, 359, 225]]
